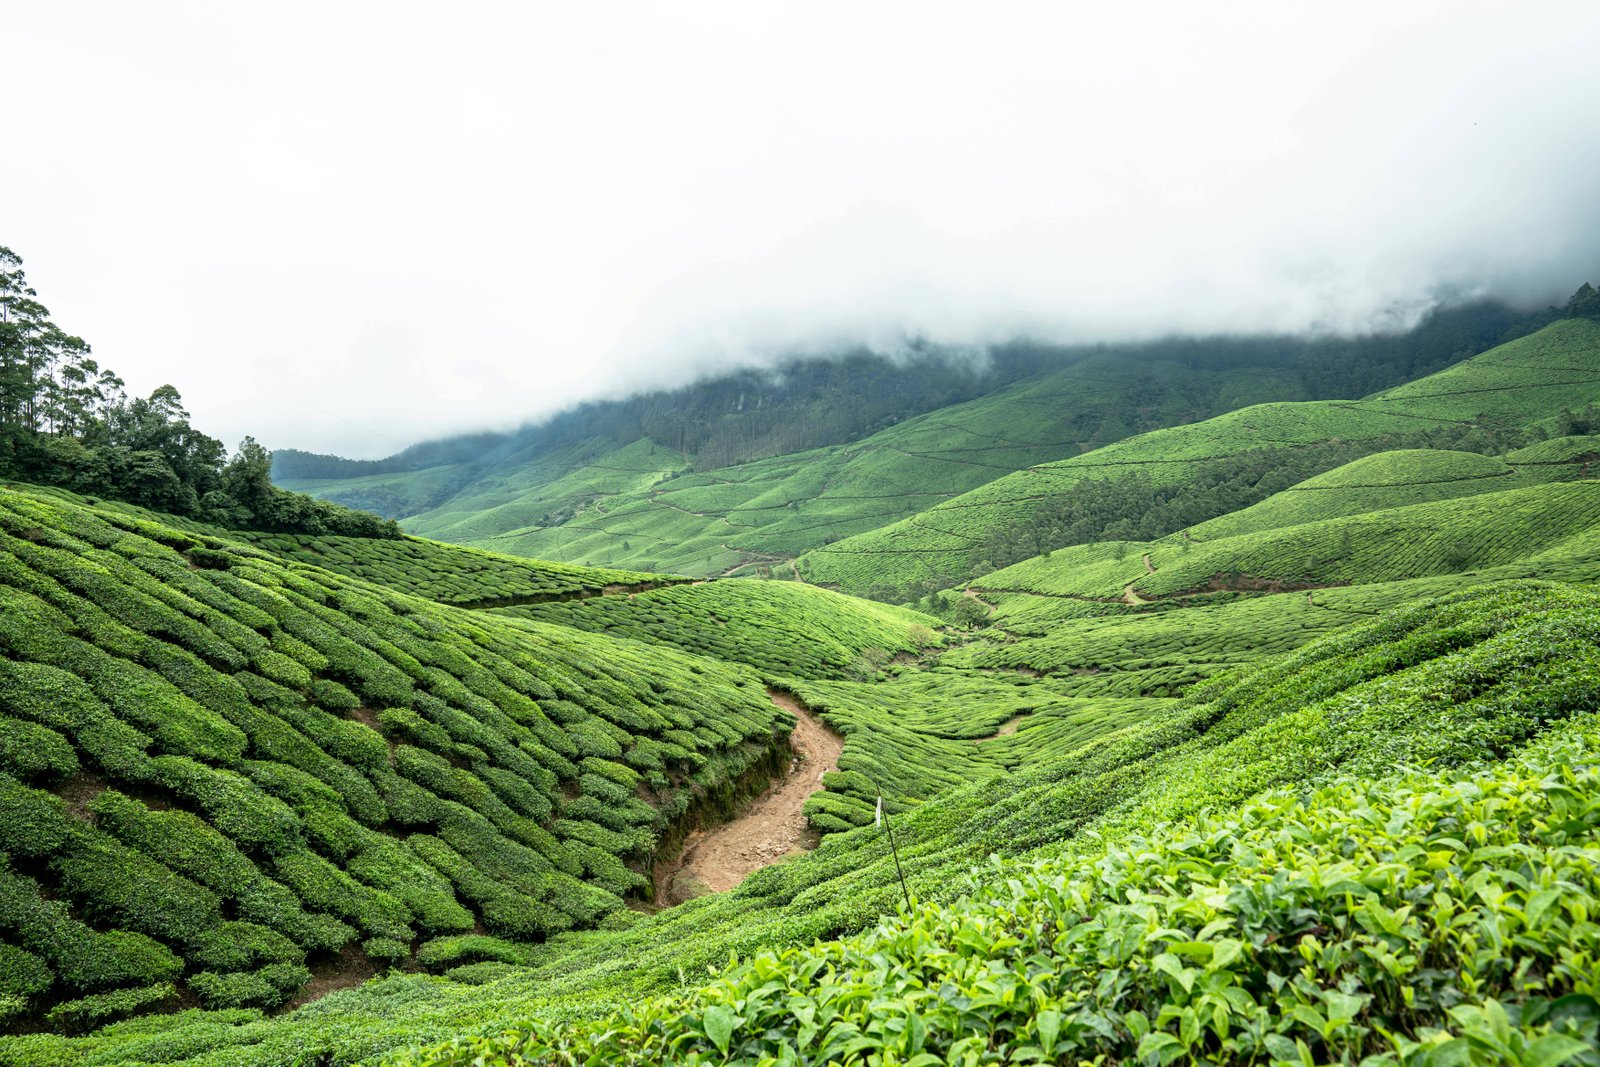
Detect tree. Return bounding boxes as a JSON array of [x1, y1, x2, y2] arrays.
[[1568, 283, 1600, 321], [0, 243, 400, 538]]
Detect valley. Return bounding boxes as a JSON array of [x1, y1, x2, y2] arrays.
[[1, 304, 1599, 1066]]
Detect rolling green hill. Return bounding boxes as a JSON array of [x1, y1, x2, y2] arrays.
[[280, 304, 1531, 579], [798, 317, 1600, 595], [407, 351, 1336, 575], [498, 579, 940, 681]]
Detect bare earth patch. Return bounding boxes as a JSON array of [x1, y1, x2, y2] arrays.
[[658, 689, 843, 903]]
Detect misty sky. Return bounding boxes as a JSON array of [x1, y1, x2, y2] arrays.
[[5, 2, 1600, 458]]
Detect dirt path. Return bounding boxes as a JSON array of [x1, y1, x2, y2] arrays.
[[972, 714, 1027, 744], [657, 689, 843, 903], [1143, 552, 1156, 574]]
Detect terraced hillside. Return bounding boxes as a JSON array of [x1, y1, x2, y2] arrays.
[[233, 530, 677, 608], [799, 318, 1600, 595], [407, 352, 1337, 575], [500, 579, 940, 680], [0, 485, 792, 1031], [12, 579, 1597, 1064], [5, 308, 1599, 1066], [939, 442, 1600, 699], [282, 304, 1529, 579]]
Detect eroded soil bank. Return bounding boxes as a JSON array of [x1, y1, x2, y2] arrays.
[[654, 689, 843, 904]]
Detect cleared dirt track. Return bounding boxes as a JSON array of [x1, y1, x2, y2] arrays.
[[657, 689, 843, 903]]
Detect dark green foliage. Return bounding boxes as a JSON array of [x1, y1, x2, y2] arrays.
[[187, 923, 301, 973], [44, 983, 176, 1033], [0, 717, 78, 783], [50, 834, 222, 944], [0, 246, 398, 536], [0, 945, 52, 999], [0, 777, 75, 857], [0, 865, 182, 992], [415, 936, 533, 973]]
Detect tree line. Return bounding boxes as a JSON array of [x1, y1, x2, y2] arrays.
[[0, 246, 398, 537]]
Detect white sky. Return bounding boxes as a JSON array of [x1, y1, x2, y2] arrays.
[[4, 1, 1599, 458]]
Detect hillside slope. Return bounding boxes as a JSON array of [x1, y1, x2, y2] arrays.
[[13, 579, 1597, 1064], [281, 305, 1528, 578], [0, 486, 790, 1029], [799, 317, 1600, 595], [407, 351, 1340, 575]]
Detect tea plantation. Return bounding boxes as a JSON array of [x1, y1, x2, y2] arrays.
[[1, 312, 1598, 1066], [234, 532, 675, 608], [498, 580, 940, 680], [798, 318, 1600, 595], [0, 485, 790, 1036]]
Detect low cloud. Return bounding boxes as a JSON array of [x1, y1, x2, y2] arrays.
[[5, 1, 1599, 457]]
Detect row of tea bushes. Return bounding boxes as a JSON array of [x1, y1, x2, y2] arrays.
[[0, 485, 787, 1029]]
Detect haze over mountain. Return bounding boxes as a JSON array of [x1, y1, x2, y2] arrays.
[[6, 1, 1600, 456]]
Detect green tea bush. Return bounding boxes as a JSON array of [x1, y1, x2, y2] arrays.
[[0, 944, 52, 999], [0, 717, 79, 783], [272, 849, 414, 942], [50, 835, 222, 944], [188, 922, 302, 973], [412, 937, 523, 974], [87, 790, 258, 891], [44, 982, 176, 1033], [407, 715, 1600, 1067], [152, 755, 304, 854], [188, 970, 281, 1010], [0, 777, 75, 857]]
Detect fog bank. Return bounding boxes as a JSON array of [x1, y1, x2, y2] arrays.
[[4, 1, 1599, 456]]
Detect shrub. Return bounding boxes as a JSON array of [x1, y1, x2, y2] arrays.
[[188, 970, 281, 1010], [415, 935, 531, 973], [271, 849, 413, 942], [87, 790, 259, 893], [0, 718, 78, 783], [188, 922, 302, 973], [0, 945, 52, 999], [45, 982, 176, 1033], [362, 937, 410, 967], [151, 756, 303, 854], [234, 876, 355, 953], [51, 835, 222, 944], [0, 778, 75, 858]]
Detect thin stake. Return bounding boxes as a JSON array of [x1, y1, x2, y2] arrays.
[[869, 776, 912, 911]]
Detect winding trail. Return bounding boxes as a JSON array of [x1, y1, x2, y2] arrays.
[[657, 689, 843, 903]]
